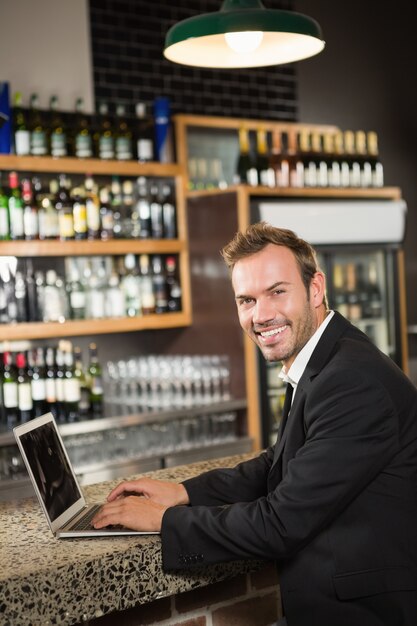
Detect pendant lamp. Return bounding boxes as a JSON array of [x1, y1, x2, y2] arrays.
[[163, 0, 325, 69]]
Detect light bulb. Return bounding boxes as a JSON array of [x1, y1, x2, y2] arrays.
[[224, 31, 264, 54]]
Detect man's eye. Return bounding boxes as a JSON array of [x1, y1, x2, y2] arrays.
[[238, 298, 253, 306]]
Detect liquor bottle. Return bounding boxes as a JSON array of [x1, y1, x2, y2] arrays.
[[255, 128, 274, 187], [355, 130, 371, 187], [54, 347, 67, 422], [366, 260, 383, 318], [105, 271, 126, 318], [4, 265, 18, 323], [99, 186, 114, 240], [311, 130, 328, 187], [149, 181, 163, 239], [110, 176, 123, 238], [0, 173, 10, 240], [72, 186, 88, 240], [136, 176, 152, 238], [74, 346, 90, 418], [49, 95, 67, 158], [74, 97, 93, 158], [153, 96, 174, 163], [14, 270, 28, 322], [67, 266, 87, 320], [115, 103, 133, 160], [43, 269, 67, 322], [84, 174, 101, 239], [2, 351, 19, 429], [367, 131, 384, 188], [333, 131, 350, 187], [299, 129, 316, 188], [8, 171, 24, 240], [234, 126, 252, 184], [63, 346, 81, 423], [22, 178, 39, 240], [97, 102, 115, 160], [161, 182, 177, 239], [270, 129, 289, 188], [135, 101, 154, 162], [86, 268, 106, 319], [332, 263, 349, 317], [152, 254, 169, 314], [120, 253, 142, 317], [322, 132, 341, 188], [288, 131, 304, 188], [38, 179, 60, 240], [88, 342, 104, 417], [13, 92, 30, 156], [45, 346, 58, 419], [16, 352, 33, 423], [345, 262, 362, 321], [165, 255, 182, 312], [343, 130, 361, 187], [56, 174, 74, 240], [122, 178, 136, 238], [29, 93, 48, 156], [139, 253, 156, 315], [29, 347, 48, 417], [26, 259, 40, 321]]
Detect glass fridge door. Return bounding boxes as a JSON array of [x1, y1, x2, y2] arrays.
[[318, 245, 401, 365]]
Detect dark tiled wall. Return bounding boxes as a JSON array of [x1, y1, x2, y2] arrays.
[[89, 0, 298, 121]]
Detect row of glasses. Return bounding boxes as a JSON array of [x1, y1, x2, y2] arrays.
[[104, 354, 232, 412]]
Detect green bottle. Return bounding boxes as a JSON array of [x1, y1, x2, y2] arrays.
[[0, 173, 10, 240], [88, 342, 103, 417]]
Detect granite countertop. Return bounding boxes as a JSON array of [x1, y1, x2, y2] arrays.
[[0, 452, 260, 626]]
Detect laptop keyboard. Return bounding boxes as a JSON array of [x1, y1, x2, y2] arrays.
[[69, 504, 102, 530]]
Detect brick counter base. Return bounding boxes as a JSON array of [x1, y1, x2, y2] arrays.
[[85, 562, 282, 626]]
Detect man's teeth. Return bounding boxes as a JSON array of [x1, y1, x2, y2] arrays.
[[260, 326, 287, 337]]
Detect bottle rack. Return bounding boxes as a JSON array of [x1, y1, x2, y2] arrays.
[[0, 154, 192, 340]]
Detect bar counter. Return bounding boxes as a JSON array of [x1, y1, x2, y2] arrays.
[[1, 452, 281, 626]]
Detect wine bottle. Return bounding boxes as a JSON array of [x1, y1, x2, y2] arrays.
[[99, 186, 114, 240], [139, 253, 156, 315], [322, 132, 340, 188], [299, 129, 316, 188], [45, 347, 58, 419], [8, 171, 24, 240], [74, 346, 90, 418], [345, 263, 362, 321], [334, 131, 350, 187], [71, 186, 88, 240], [29, 93, 48, 156], [135, 101, 154, 162], [14, 269, 28, 322], [332, 263, 349, 318], [311, 130, 327, 187], [367, 131, 384, 188], [0, 173, 10, 240], [63, 346, 81, 423], [13, 92, 30, 156], [149, 181, 163, 239], [2, 351, 19, 429], [152, 254, 169, 314], [85, 174, 101, 240], [88, 342, 104, 417], [234, 126, 252, 184], [28, 348, 48, 418], [121, 253, 142, 317], [343, 130, 361, 187], [165, 255, 182, 312], [270, 129, 289, 188], [16, 352, 33, 423], [136, 176, 152, 238], [161, 182, 177, 239], [49, 95, 67, 158], [97, 102, 115, 160], [55, 347, 67, 422], [355, 130, 371, 187], [255, 128, 274, 187], [115, 103, 133, 161], [22, 178, 39, 240], [74, 97, 93, 158], [67, 265, 87, 320]]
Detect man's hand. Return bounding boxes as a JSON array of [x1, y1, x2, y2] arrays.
[[91, 478, 189, 532]]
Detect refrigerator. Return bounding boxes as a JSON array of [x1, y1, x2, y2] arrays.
[[252, 198, 408, 447]]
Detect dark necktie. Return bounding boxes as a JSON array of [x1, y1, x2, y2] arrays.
[[278, 382, 294, 441]]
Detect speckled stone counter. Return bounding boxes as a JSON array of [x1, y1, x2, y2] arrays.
[[0, 453, 263, 626]]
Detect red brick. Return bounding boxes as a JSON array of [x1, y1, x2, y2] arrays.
[[175, 575, 247, 613], [87, 597, 172, 625], [212, 592, 279, 626], [250, 562, 279, 590]]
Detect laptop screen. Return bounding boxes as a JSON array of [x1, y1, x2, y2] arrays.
[[18, 420, 82, 522]]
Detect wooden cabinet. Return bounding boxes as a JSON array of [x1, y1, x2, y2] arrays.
[[173, 114, 407, 451], [0, 154, 192, 339]]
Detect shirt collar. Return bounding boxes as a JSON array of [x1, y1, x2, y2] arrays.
[[279, 310, 334, 387]]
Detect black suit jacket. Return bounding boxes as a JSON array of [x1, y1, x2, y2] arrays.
[[161, 313, 417, 626]]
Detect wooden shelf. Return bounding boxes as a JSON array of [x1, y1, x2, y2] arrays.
[[186, 184, 402, 201], [0, 239, 187, 257], [0, 154, 184, 178], [1, 311, 192, 341]]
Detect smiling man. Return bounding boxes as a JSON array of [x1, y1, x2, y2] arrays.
[[93, 222, 417, 626]]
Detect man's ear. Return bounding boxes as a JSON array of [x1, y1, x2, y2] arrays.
[[310, 271, 326, 307]]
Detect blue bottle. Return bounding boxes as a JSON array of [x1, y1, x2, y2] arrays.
[[153, 96, 174, 163], [0, 82, 12, 154]]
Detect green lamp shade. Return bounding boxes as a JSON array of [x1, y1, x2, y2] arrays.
[[164, 1, 325, 69]]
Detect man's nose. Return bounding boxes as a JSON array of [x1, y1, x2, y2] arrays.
[[253, 297, 276, 325]]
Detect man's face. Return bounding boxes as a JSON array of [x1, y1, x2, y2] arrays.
[[232, 243, 326, 368]]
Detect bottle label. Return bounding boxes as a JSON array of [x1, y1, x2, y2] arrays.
[[73, 202, 88, 234], [70, 290, 86, 312], [23, 211, 39, 238], [89, 292, 105, 319], [18, 382, 33, 411], [75, 134, 93, 158], [46, 378, 57, 402], [137, 139, 153, 162], [15, 130, 31, 156], [99, 136, 115, 159], [55, 377, 65, 401], [31, 130, 47, 156], [64, 378, 81, 402], [51, 132, 67, 157], [116, 136, 133, 160], [58, 212, 75, 239], [91, 376, 103, 395], [3, 382, 18, 408], [86, 199, 100, 232], [9, 199, 24, 237], [31, 378, 46, 401]]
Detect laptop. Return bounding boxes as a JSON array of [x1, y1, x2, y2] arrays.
[[13, 412, 159, 538]]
